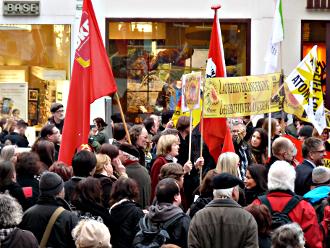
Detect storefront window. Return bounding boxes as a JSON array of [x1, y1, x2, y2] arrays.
[[302, 21, 327, 104], [107, 19, 250, 122], [0, 24, 71, 126]]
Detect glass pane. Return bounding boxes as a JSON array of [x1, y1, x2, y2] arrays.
[[108, 20, 248, 120]]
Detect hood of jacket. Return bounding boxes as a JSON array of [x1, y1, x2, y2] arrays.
[[303, 185, 330, 204], [147, 203, 183, 223]]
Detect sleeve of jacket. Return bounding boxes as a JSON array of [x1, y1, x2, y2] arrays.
[[243, 215, 259, 248], [298, 201, 324, 248]]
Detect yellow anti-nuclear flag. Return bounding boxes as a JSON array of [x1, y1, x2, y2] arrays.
[[172, 97, 201, 128], [283, 45, 327, 134]]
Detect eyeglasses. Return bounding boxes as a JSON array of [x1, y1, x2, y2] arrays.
[[312, 150, 326, 154], [56, 109, 64, 113]]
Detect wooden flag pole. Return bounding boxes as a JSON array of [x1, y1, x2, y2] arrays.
[[115, 92, 131, 144]]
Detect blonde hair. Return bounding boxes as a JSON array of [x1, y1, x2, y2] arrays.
[[159, 163, 184, 181], [95, 154, 111, 175], [216, 152, 240, 177], [156, 134, 178, 156]]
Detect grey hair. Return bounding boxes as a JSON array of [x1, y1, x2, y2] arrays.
[[271, 222, 305, 248], [0, 145, 16, 161], [213, 187, 234, 199], [0, 193, 23, 228]]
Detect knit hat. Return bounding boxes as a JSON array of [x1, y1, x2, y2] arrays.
[[72, 219, 111, 248], [50, 103, 64, 113], [39, 172, 64, 196], [268, 161, 296, 192], [312, 166, 330, 185]]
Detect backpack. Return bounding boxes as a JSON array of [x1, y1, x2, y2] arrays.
[[132, 213, 185, 248], [258, 195, 302, 230]]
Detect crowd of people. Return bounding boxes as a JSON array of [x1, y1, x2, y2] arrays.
[[0, 104, 329, 248]]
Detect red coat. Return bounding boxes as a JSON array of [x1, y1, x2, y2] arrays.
[[150, 156, 168, 202], [252, 191, 324, 248]]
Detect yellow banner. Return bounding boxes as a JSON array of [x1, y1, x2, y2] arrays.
[[172, 99, 202, 127], [204, 73, 281, 118]]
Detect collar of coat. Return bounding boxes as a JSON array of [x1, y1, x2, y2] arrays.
[[206, 198, 242, 208]]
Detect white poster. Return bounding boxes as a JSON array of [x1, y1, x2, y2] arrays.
[[0, 82, 28, 121]]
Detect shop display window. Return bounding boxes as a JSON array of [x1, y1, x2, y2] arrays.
[[106, 19, 250, 121], [0, 24, 71, 126]]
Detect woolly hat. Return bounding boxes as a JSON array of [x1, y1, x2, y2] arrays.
[[72, 219, 111, 248], [268, 161, 296, 192], [312, 166, 330, 185], [39, 172, 64, 196], [50, 103, 64, 113]]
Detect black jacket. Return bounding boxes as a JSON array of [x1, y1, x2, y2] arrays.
[[109, 200, 144, 248], [295, 159, 315, 196], [94, 174, 116, 208], [0, 182, 29, 210], [4, 132, 29, 147], [64, 176, 85, 204], [1, 228, 39, 248], [16, 174, 39, 209], [19, 196, 78, 248]]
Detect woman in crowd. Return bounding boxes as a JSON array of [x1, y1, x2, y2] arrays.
[[262, 118, 281, 142], [71, 177, 110, 225], [99, 143, 127, 178], [245, 204, 272, 248], [0, 145, 17, 162], [150, 134, 192, 202], [49, 161, 73, 182], [189, 169, 218, 218], [109, 177, 144, 248], [15, 152, 41, 208], [249, 128, 268, 165], [271, 223, 305, 248], [244, 164, 268, 205], [90, 117, 110, 146], [94, 153, 117, 208], [31, 139, 55, 171], [0, 160, 28, 210]]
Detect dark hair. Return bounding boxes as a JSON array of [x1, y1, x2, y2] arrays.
[[159, 163, 184, 182], [93, 117, 107, 129], [0, 160, 15, 187], [250, 128, 268, 151], [49, 161, 73, 182], [302, 137, 324, 158], [255, 118, 265, 129], [199, 169, 218, 197], [161, 111, 174, 125], [176, 116, 190, 132], [244, 204, 272, 235], [15, 152, 40, 176], [109, 177, 139, 206], [155, 178, 180, 204], [40, 124, 56, 138], [99, 144, 119, 160], [113, 123, 127, 141], [143, 117, 155, 134], [31, 140, 55, 168], [246, 164, 268, 192], [72, 150, 97, 177], [72, 177, 103, 207], [262, 118, 278, 138], [129, 125, 145, 146]]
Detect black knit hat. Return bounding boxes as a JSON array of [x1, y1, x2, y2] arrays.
[[39, 172, 64, 196]]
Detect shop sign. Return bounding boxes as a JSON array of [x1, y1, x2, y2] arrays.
[[3, 1, 40, 16]]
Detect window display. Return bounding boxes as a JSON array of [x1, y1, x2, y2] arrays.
[[107, 20, 250, 122]]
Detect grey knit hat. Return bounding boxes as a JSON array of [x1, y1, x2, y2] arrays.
[[39, 172, 64, 196], [312, 166, 330, 185]]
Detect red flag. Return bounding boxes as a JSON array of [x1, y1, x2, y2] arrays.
[[221, 127, 235, 153], [58, 0, 117, 165], [202, 5, 227, 162]]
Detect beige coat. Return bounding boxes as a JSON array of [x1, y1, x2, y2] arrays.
[[188, 198, 258, 248]]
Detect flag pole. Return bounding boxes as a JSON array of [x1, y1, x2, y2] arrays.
[[188, 110, 193, 163], [115, 92, 131, 144], [200, 78, 205, 185]]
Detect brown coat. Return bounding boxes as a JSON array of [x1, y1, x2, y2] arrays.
[[188, 198, 258, 248]]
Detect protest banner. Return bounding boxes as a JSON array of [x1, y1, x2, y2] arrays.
[[204, 73, 281, 118], [181, 71, 201, 112]]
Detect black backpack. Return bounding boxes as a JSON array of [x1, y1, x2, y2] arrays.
[[258, 195, 302, 230], [132, 213, 185, 248]]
